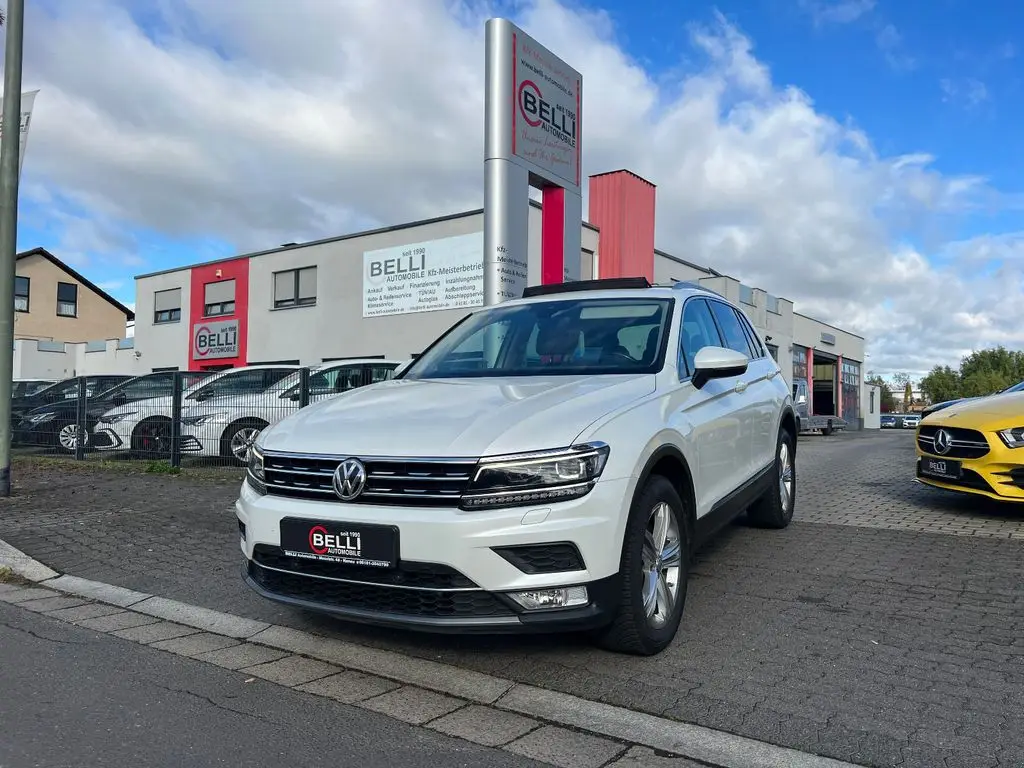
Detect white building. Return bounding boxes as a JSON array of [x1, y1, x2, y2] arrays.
[[132, 169, 868, 425]]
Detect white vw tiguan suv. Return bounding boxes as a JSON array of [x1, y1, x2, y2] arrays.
[[237, 279, 797, 655]]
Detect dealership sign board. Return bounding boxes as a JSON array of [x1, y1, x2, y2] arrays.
[[362, 232, 485, 318], [192, 318, 239, 360], [0, 90, 39, 179], [484, 19, 582, 306]]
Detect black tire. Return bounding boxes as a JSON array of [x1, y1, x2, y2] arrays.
[[131, 418, 172, 458], [595, 475, 690, 656], [747, 428, 796, 529]]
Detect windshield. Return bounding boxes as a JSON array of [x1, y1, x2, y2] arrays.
[[403, 297, 673, 379], [1000, 380, 1024, 394]]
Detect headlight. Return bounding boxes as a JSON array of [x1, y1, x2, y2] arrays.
[[29, 412, 56, 424], [97, 411, 138, 424], [461, 442, 610, 510], [997, 427, 1024, 449], [181, 411, 229, 427], [246, 445, 266, 495]]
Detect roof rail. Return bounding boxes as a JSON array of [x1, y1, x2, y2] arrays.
[[521, 277, 652, 299], [672, 280, 723, 297]]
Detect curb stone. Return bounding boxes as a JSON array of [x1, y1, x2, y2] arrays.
[[0, 537, 866, 768]]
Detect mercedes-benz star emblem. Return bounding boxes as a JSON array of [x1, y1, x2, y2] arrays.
[[332, 458, 367, 501], [933, 429, 952, 456]]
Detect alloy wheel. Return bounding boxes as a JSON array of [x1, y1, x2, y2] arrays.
[[58, 424, 86, 452], [640, 501, 682, 629], [230, 427, 261, 462], [779, 441, 794, 511]]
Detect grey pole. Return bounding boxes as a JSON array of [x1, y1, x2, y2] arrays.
[[0, 0, 25, 497]]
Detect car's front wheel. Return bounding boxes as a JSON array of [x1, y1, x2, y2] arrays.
[[596, 475, 689, 656]]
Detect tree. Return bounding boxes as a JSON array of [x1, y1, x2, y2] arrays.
[[904, 381, 913, 409], [865, 373, 896, 413], [920, 365, 960, 404]]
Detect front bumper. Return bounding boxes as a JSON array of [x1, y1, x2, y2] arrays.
[[178, 428, 219, 457], [915, 452, 1024, 503], [235, 475, 633, 633], [92, 422, 133, 452]]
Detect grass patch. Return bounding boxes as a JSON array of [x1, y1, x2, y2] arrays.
[[11, 453, 243, 482], [0, 566, 32, 586], [143, 460, 181, 475]]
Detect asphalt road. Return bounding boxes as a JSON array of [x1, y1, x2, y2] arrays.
[[0, 601, 546, 768]]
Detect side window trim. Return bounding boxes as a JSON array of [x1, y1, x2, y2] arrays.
[[735, 309, 765, 359], [706, 299, 754, 360], [677, 297, 725, 381]]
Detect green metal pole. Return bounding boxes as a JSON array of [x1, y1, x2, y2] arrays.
[[0, 0, 26, 496]]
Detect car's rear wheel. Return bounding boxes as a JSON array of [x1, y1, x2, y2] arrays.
[[747, 427, 795, 528], [596, 475, 689, 656]]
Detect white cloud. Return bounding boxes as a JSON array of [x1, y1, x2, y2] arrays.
[[940, 77, 990, 109], [799, 0, 876, 26], [15, 0, 1023, 378]]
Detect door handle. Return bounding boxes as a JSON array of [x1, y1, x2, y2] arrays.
[[734, 380, 748, 393]]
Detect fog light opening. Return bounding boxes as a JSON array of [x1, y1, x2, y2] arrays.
[[507, 586, 588, 611]]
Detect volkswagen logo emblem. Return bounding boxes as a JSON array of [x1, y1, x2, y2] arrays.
[[332, 458, 367, 501], [934, 429, 953, 456]]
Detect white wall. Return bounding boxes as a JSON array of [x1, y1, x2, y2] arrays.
[[132, 270, 192, 371], [793, 312, 864, 363], [653, 253, 708, 285], [14, 338, 144, 379], [862, 384, 882, 428]]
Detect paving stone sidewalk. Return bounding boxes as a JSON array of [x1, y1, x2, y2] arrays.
[[2, 434, 1023, 768]]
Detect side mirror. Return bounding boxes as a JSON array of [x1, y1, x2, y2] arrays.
[[796, 394, 807, 405], [691, 346, 748, 390]]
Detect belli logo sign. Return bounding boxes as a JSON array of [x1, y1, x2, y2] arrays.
[[193, 318, 239, 360]]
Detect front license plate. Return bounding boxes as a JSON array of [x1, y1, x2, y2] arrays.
[[921, 457, 961, 481], [279, 518, 398, 569]]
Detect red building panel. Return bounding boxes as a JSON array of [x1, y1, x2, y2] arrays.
[[587, 170, 657, 281], [187, 257, 250, 372], [541, 186, 566, 284]]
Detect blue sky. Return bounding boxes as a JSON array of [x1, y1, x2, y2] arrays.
[[12, 0, 1024, 374]]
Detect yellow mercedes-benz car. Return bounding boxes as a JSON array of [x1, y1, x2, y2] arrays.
[[915, 391, 1024, 503]]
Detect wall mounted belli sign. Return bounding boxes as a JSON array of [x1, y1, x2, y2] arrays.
[[193, 318, 239, 360]]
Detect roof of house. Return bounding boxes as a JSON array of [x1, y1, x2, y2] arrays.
[[17, 247, 135, 321]]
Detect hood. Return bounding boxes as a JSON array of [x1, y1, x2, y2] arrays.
[[182, 392, 291, 414], [926, 391, 1024, 429], [258, 374, 656, 457], [102, 395, 172, 417]]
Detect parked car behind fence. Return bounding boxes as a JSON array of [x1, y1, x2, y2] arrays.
[[9, 362, 405, 466]]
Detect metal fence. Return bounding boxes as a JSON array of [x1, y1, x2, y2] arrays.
[[9, 366, 359, 468]]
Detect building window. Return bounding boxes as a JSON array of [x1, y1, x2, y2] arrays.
[[14, 276, 29, 312], [766, 294, 780, 314], [841, 360, 861, 423], [56, 282, 78, 317], [273, 266, 317, 309], [204, 279, 236, 317], [739, 284, 755, 306], [154, 288, 182, 324], [792, 344, 808, 383], [767, 343, 779, 361]]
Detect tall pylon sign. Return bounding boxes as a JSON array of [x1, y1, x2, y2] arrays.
[[483, 18, 583, 305]]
